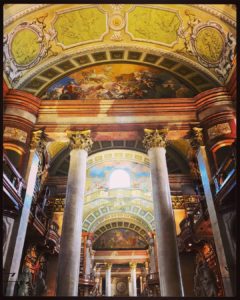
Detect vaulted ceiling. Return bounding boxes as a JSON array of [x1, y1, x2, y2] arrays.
[[4, 4, 236, 97]]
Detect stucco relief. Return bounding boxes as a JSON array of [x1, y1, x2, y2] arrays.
[[4, 14, 57, 83], [53, 7, 108, 48], [207, 123, 231, 139], [126, 6, 182, 47], [4, 127, 28, 143]]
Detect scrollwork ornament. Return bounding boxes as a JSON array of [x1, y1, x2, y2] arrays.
[[4, 14, 57, 83], [66, 130, 93, 152], [143, 129, 168, 151]]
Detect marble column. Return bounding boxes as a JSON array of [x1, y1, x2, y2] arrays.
[[140, 276, 143, 294], [5, 129, 48, 296], [105, 263, 112, 296], [143, 129, 184, 297], [56, 130, 93, 296], [85, 238, 92, 277], [130, 262, 137, 296], [128, 277, 132, 296], [190, 127, 233, 296], [99, 276, 103, 295]]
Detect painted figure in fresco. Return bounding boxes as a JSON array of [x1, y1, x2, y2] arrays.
[[42, 64, 194, 100]]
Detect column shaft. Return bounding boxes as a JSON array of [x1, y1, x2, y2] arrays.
[[148, 147, 184, 296], [105, 265, 112, 296], [5, 150, 40, 296], [130, 264, 137, 296], [197, 146, 233, 296], [56, 149, 88, 296]]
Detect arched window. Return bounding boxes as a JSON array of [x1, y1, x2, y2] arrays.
[[109, 169, 130, 189]]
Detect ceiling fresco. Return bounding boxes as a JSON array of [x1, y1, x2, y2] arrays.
[[93, 228, 148, 250], [42, 64, 195, 100], [85, 159, 151, 195], [3, 4, 236, 96]]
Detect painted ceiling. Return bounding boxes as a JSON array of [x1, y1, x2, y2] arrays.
[[3, 4, 236, 98], [42, 63, 195, 100]]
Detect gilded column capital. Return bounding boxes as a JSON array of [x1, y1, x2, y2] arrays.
[[106, 263, 112, 270], [66, 130, 93, 152], [129, 262, 137, 269], [143, 128, 168, 151], [188, 127, 204, 149], [30, 129, 48, 155]]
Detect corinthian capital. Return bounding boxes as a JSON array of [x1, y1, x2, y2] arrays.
[[66, 130, 93, 152], [129, 262, 137, 269], [30, 128, 48, 154], [143, 129, 168, 151]]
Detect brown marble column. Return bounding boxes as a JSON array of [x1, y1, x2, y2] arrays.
[[5, 129, 48, 296], [143, 129, 184, 296], [56, 130, 93, 296], [189, 127, 233, 296]]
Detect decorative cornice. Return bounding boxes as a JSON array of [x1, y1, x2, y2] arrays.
[[66, 129, 93, 152], [4, 4, 51, 27], [143, 128, 168, 150], [190, 5, 236, 28]]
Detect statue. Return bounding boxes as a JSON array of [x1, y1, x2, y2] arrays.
[[33, 270, 47, 296], [17, 267, 33, 296], [194, 261, 218, 297]]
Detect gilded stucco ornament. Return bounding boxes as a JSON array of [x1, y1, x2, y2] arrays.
[[143, 129, 168, 151], [4, 14, 57, 83], [188, 127, 204, 149], [178, 13, 236, 82], [66, 130, 93, 152], [30, 129, 49, 159]]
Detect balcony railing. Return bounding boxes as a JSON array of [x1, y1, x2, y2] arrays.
[[3, 152, 26, 210], [146, 272, 159, 285], [45, 221, 60, 253], [213, 145, 236, 194]]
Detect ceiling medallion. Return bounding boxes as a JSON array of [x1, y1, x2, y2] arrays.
[[191, 22, 225, 68], [109, 14, 125, 31], [4, 15, 56, 83], [109, 13, 125, 41]]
